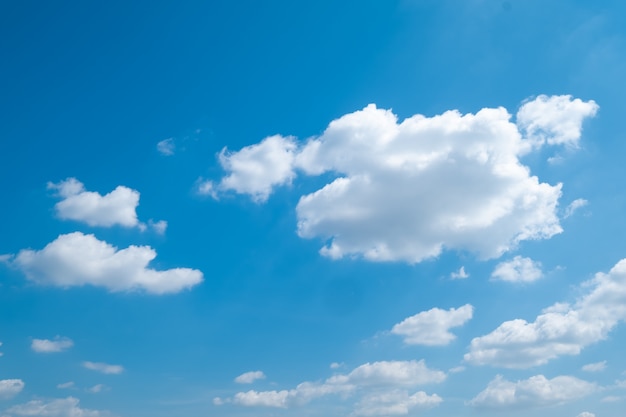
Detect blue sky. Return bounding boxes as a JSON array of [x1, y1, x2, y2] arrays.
[[1, 0, 626, 416]]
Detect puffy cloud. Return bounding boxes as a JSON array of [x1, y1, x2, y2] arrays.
[[469, 375, 596, 409], [216, 135, 298, 202], [48, 178, 142, 228], [450, 266, 469, 279], [227, 360, 444, 409], [3, 397, 103, 417], [577, 412, 595, 417], [0, 379, 24, 400], [86, 384, 108, 394], [57, 382, 74, 389], [466, 258, 626, 368], [211, 96, 597, 263], [234, 371, 266, 384], [352, 390, 442, 416], [31, 336, 74, 353], [491, 256, 543, 283], [157, 138, 175, 155], [564, 198, 589, 218], [582, 361, 607, 372], [516, 94, 598, 148], [83, 361, 124, 375], [13, 232, 203, 294], [390, 305, 473, 346]]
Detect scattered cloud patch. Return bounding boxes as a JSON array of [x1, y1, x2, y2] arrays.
[[13, 232, 203, 294], [466, 258, 626, 368], [83, 361, 124, 375], [391, 305, 473, 346], [582, 361, 607, 372], [57, 382, 74, 389], [469, 374, 596, 409], [224, 360, 444, 410], [516, 94, 599, 148], [577, 412, 595, 417], [450, 266, 469, 279], [352, 389, 442, 416], [147, 219, 168, 234], [31, 336, 73, 353], [448, 366, 465, 374], [3, 397, 104, 417], [564, 198, 589, 218], [0, 379, 24, 400], [491, 256, 543, 283], [48, 178, 144, 228], [211, 96, 597, 263], [235, 371, 266, 384], [157, 138, 175, 156], [216, 135, 298, 202], [330, 362, 344, 370], [87, 384, 108, 394], [601, 395, 622, 402]]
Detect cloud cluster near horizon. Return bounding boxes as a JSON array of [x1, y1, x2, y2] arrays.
[[203, 95, 598, 263]]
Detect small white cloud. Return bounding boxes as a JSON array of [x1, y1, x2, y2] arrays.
[[601, 395, 622, 402], [491, 256, 543, 283], [157, 138, 175, 156], [13, 232, 203, 294], [4, 397, 104, 417], [330, 362, 344, 369], [391, 305, 473, 346], [448, 366, 465, 374], [235, 371, 266, 384], [469, 374, 596, 409], [233, 390, 291, 408], [57, 381, 74, 389], [353, 389, 442, 416], [582, 361, 607, 372], [217, 135, 298, 202], [212, 397, 225, 406], [0, 341, 3, 357], [0, 254, 11, 264], [576, 412, 595, 417], [196, 179, 218, 199], [564, 198, 589, 218], [87, 384, 108, 393], [83, 361, 124, 375], [48, 178, 143, 228], [466, 258, 626, 368], [148, 219, 168, 235], [0, 379, 24, 400], [450, 266, 469, 279], [31, 336, 73, 353], [517, 94, 599, 148]]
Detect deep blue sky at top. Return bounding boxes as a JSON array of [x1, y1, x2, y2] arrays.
[[2, 1, 626, 417]]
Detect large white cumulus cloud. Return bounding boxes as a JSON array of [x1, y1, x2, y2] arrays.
[[12, 232, 203, 294], [211, 95, 597, 263]]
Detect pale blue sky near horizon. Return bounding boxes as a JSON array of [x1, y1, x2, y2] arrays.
[[2, 1, 626, 416]]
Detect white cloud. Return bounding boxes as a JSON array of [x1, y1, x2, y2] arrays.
[[48, 178, 143, 228], [0, 341, 3, 357], [87, 384, 108, 394], [352, 389, 442, 416], [57, 382, 74, 389], [235, 371, 266, 384], [577, 412, 595, 417], [157, 138, 175, 155], [466, 258, 626, 368], [148, 219, 167, 234], [212, 96, 597, 263], [216, 135, 298, 202], [0, 379, 24, 400], [13, 232, 203, 294], [516, 94, 599, 148], [228, 360, 444, 409], [450, 266, 469, 279], [469, 374, 596, 409], [564, 198, 589, 218], [491, 256, 543, 283], [31, 336, 73, 353], [601, 395, 622, 402], [330, 362, 344, 369], [390, 305, 473, 346], [3, 397, 104, 417], [83, 361, 124, 375], [582, 361, 607, 372]]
